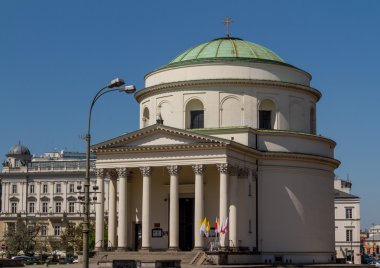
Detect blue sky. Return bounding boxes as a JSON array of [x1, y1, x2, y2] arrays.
[[0, 0, 379, 229]]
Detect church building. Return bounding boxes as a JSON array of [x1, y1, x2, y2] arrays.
[[92, 35, 340, 264]]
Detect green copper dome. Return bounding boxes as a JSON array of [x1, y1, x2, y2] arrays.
[[166, 37, 285, 67]]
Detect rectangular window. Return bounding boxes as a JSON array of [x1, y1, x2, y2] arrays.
[[69, 184, 75, 193], [41, 225, 47, 236], [346, 208, 353, 219], [190, 110, 204, 129], [29, 202, 35, 213], [42, 202, 48, 213], [11, 202, 17, 213], [43, 184, 48, 193], [56, 184, 61, 193], [346, 229, 353, 242], [54, 225, 61, 236], [55, 202, 61, 213], [69, 202, 75, 213], [29, 184, 35, 194], [7, 223, 16, 233], [12, 185, 17, 194], [259, 110, 272, 129]]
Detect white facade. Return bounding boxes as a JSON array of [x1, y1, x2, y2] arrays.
[[334, 178, 361, 264], [0, 147, 97, 252], [91, 37, 340, 264]]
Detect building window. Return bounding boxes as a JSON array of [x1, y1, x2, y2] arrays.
[[43, 184, 48, 193], [29, 202, 35, 213], [68, 202, 75, 213], [56, 183, 61, 193], [42, 202, 48, 213], [258, 99, 275, 129], [346, 208, 353, 219], [259, 110, 272, 129], [11, 202, 17, 213], [41, 225, 47, 236], [55, 202, 61, 213], [29, 184, 35, 194], [54, 225, 61, 236], [12, 185, 17, 194], [190, 110, 204, 129], [143, 107, 150, 128], [346, 229, 353, 242], [7, 223, 16, 233], [69, 184, 75, 193], [186, 99, 204, 129]]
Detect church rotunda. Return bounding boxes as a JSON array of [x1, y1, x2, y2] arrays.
[[92, 36, 339, 264]]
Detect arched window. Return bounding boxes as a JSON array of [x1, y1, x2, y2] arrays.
[[310, 107, 316, 134], [258, 99, 276, 129], [185, 99, 204, 129], [143, 107, 150, 127]]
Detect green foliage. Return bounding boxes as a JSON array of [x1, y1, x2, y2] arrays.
[[60, 221, 95, 253], [3, 217, 40, 256]]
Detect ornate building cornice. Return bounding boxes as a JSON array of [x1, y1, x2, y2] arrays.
[[135, 79, 321, 102]]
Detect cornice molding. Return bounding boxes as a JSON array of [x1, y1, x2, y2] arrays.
[[135, 79, 321, 102]]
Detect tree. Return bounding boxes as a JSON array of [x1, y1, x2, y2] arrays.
[[3, 217, 40, 256], [60, 221, 95, 253]]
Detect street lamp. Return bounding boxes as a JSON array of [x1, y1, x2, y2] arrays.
[[82, 78, 136, 268], [373, 223, 375, 257]]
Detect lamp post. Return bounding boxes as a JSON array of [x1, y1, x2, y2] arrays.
[[82, 78, 136, 268], [373, 223, 375, 257]]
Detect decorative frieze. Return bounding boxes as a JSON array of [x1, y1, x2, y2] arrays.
[[192, 164, 206, 175], [167, 165, 181, 176], [140, 166, 152, 177]]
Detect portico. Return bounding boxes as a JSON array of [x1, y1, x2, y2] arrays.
[[92, 124, 257, 252]]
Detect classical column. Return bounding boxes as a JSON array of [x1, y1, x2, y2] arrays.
[[192, 164, 206, 250], [140, 166, 152, 251], [108, 170, 117, 249], [217, 163, 230, 249], [117, 167, 129, 251], [167, 165, 181, 251], [229, 166, 243, 249], [95, 168, 106, 251]]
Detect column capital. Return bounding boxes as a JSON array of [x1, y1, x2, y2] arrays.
[[167, 165, 182, 176], [217, 163, 238, 175], [116, 168, 129, 178], [94, 168, 106, 178], [140, 166, 152, 177], [192, 164, 206, 175], [238, 167, 249, 178], [107, 169, 118, 180]]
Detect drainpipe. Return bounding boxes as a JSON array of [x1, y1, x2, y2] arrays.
[[255, 131, 259, 252]]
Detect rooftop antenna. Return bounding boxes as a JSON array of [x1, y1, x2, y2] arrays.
[[224, 16, 233, 37]]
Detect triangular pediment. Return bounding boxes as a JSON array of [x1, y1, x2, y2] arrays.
[[92, 124, 229, 152]]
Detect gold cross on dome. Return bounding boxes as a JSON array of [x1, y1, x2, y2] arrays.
[[224, 16, 233, 37]]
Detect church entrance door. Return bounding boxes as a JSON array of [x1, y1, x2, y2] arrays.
[[179, 198, 194, 251], [133, 223, 142, 251]]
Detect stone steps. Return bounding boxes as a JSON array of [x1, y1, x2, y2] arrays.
[[92, 251, 198, 264]]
